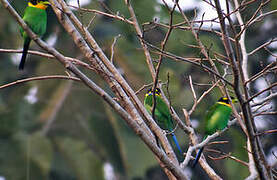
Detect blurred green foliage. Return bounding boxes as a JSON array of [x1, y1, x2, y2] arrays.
[[0, 0, 276, 180]]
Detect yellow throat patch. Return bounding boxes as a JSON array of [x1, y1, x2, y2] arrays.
[[217, 101, 231, 108]]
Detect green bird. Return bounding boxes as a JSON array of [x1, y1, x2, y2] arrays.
[[19, 0, 50, 70], [144, 88, 182, 154], [192, 97, 237, 168]]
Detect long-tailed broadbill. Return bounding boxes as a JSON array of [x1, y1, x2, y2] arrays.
[[192, 97, 237, 168], [144, 88, 182, 154], [19, 0, 50, 70]]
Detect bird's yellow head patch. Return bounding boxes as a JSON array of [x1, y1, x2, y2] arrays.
[[28, 0, 50, 10], [145, 88, 161, 97]]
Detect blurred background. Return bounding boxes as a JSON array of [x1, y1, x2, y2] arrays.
[[0, 0, 276, 179]]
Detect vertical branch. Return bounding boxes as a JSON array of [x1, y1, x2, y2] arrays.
[[124, 0, 156, 80], [245, 138, 258, 180], [151, 1, 176, 148], [233, 0, 249, 83], [213, 0, 272, 179], [232, 1, 258, 178]]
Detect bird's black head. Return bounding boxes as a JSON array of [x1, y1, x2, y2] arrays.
[[218, 96, 237, 105], [29, 0, 50, 6], [146, 88, 161, 97]]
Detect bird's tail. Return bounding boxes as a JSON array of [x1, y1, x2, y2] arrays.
[[19, 38, 31, 70], [192, 146, 204, 168], [171, 133, 182, 154], [192, 134, 207, 168]]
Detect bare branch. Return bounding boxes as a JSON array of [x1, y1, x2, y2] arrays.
[[0, 48, 91, 68], [0, 75, 80, 89], [206, 148, 248, 166], [68, 5, 134, 25], [140, 39, 234, 86], [110, 34, 121, 64]]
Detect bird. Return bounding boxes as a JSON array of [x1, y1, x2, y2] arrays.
[[192, 96, 237, 168], [19, 0, 50, 70], [144, 88, 182, 154]]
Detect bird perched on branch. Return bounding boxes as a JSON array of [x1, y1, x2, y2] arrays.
[[19, 0, 50, 70], [192, 96, 237, 168], [144, 88, 182, 155]]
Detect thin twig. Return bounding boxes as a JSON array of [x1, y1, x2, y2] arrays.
[[255, 129, 277, 136], [68, 5, 134, 25], [0, 75, 80, 89], [206, 148, 248, 166], [110, 34, 121, 64]]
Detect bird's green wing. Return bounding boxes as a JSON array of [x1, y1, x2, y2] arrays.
[[155, 96, 171, 117], [144, 95, 153, 114], [155, 96, 174, 130], [21, 6, 48, 37], [144, 94, 174, 130], [19, 6, 48, 70], [204, 103, 232, 135], [144, 94, 182, 154]]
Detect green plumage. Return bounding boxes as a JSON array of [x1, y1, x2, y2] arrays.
[[192, 97, 235, 168], [19, 3, 48, 70], [204, 103, 232, 135], [144, 93, 174, 131], [144, 89, 182, 154]]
